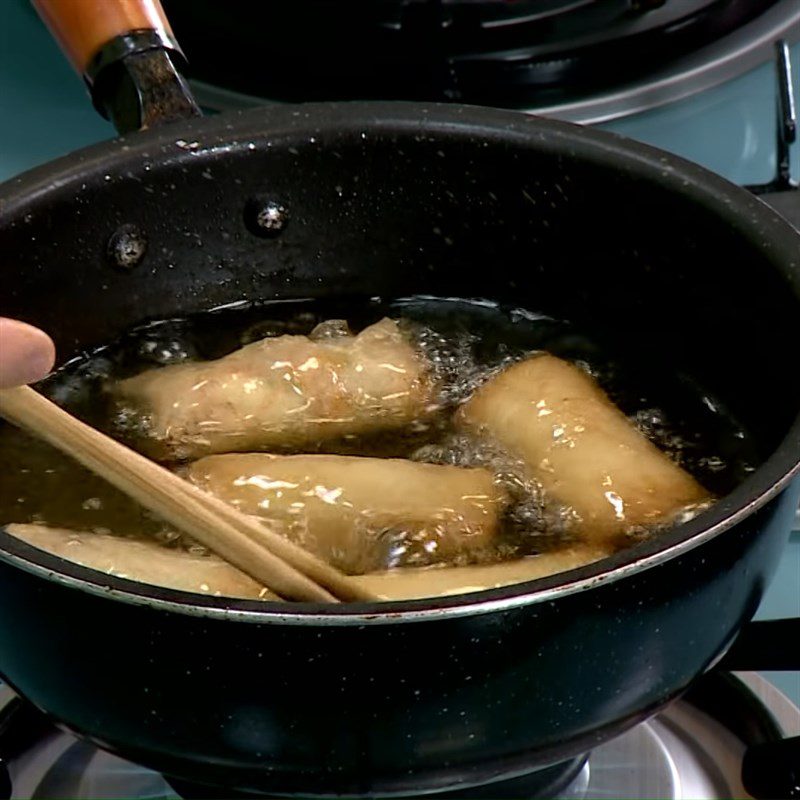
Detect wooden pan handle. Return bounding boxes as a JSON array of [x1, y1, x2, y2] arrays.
[[32, 0, 176, 75], [32, 0, 199, 134]]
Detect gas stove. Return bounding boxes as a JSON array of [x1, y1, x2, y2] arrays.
[[0, 2, 798, 797], [1, 672, 798, 799]]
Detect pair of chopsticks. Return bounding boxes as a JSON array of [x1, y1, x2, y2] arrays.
[[0, 386, 378, 603]]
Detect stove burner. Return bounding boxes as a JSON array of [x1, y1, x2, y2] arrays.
[[157, 0, 799, 122], [1, 672, 798, 799]]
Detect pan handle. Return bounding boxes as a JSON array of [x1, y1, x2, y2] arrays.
[[715, 618, 800, 672], [32, 0, 200, 134], [32, 0, 175, 77]]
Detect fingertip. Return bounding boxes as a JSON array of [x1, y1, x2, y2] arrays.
[[0, 318, 57, 388]]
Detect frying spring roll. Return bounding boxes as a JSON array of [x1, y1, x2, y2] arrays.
[[352, 544, 609, 599], [6, 523, 270, 599], [186, 454, 506, 573], [114, 318, 435, 460], [459, 355, 710, 545], [6, 524, 606, 601]]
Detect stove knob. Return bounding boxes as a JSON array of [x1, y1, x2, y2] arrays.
[[742, 735, 800, 800]]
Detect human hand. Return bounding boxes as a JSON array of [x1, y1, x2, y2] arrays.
[[0, 318, 56, 388]]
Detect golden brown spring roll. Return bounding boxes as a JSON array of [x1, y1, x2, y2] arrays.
[[6, 524, 606, 601], [6, 523, 270, 599], [114, 318, 434, 460], [459, 355, 710, 546], [186, 454, 506, 573]]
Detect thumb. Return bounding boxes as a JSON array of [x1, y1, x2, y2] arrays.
[[0, 318, 56, 388]]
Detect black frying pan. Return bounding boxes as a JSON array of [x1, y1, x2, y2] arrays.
[[0, 1, 798, 796]]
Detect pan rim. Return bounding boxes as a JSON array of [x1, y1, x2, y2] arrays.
[[1, 100, 799, 624]]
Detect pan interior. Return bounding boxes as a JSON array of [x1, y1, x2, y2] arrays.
[[0, 106, 798, 611]]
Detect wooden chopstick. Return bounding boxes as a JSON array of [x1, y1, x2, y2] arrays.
[[0, 386, 378, 603], [168, 473, 375, 602]]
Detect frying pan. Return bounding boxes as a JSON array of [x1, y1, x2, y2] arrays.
[[0, 1, 799, 796]]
